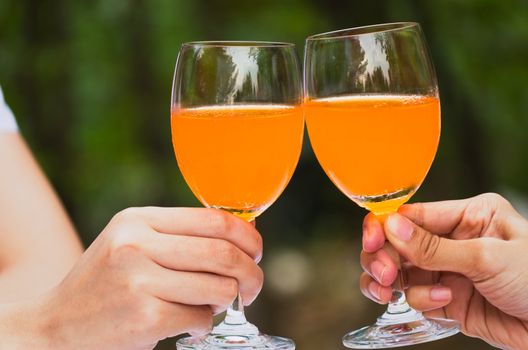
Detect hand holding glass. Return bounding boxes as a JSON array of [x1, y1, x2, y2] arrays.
[[303, 23, 459, 348], [171, 41, 303, 350]]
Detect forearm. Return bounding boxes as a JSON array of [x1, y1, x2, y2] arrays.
[[0, 300, 50, 349], [0, 134, 83, 302], [0, 262, 64, 302]]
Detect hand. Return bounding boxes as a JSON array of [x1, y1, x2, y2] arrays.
[[359, 193, 528, 349], [2, 207, 263, 350]]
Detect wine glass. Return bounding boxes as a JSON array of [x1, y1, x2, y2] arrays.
[[304, 23, 459, 348], [171, 41, 303, 350]]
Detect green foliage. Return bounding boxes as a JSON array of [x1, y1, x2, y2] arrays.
[[0, 1, 525, 349]]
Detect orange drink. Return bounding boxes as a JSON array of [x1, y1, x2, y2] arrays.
[[305, 95, 440, 214], [171, 104, 304, 221], [304, 24, 459, 347], [172, 41, 303, 349]]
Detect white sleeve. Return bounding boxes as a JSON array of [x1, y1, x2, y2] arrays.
[[0, 85, 18, 133]]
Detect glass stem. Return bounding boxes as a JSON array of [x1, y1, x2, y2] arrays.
[[387, 270, 411, 315], [210, 217, 259, 336], [382, 242, 414, 317], [224, 293, 247, 325]]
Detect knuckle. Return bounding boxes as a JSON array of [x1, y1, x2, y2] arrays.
[[215, 241, 240, 269], [411, 202, 425, 227], [112, 207, 142, 224], [127, 273, 149, 294], [107, 225, 140, 254], [250, 265, 264, 294], [466, 194, 511, 233], [479, 192, 507, 204], [462, 208, 488, 233], [466, 238, 505, 281], [473, 239, 494, 267], [415, 232, 441, 268], [138, 301, 164, 328], [239, 265, 263, 303], [359, 251, 369, 272], [359, 273, 372, 295], [106, 209, 151, 256], [254, 232, 264, 258], [105, 225, 145, 265], [219, 277, 238, 304], [207, 209, 232, 236], [479, 192, 513, 213]]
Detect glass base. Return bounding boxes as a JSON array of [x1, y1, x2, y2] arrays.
[[343, 309, 459, 349], [177, 318, 294, 350], [176, 333, 295, 350]]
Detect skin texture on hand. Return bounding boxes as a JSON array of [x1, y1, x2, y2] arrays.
[[0, 207, 263, 350], [360, 193, 528, 350]]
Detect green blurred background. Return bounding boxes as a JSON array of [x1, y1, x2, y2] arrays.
[[1, 0, 527, 349]]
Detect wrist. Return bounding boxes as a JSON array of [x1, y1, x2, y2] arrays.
[[0, 293, 65, 350], [0, 300, 45, 349]]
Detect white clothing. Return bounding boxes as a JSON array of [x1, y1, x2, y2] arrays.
[[0, 86, 18, 132]]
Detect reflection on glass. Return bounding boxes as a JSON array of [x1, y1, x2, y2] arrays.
[[304, 23, 460, 348], [172, 41, 303, 350]]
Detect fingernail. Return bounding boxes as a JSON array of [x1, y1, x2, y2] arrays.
[[386, 214, 413, 241], [430, 286, 452, 302], [370, 260, 387, 284], [368, 281, 381, 300]]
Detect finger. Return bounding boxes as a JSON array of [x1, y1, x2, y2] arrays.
[[399, 200, 471, 235], [441, 274, 476, 322], [165, 303, 213, 338], [403, 194, 527, 240], [384, 213, 495, 279], [362, 213, 386, 253], [360, 249, 398, 287], [403, 265, 439, 287], [423, 309, 448, 320], [405, 285, 452, 312], [414, 274, 472, 322], [359, 273, 392, 304], [146, 269, 238, 308], [142, 234, 264, 305], [116, 207, 262, 261]]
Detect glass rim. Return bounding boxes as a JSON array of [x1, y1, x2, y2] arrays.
[[181, 40, 295, 48], [306, 22, 419, 41]]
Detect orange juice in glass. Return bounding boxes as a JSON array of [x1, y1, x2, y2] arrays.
[[304, 23, 459, 348], [171, 41, 303, 350], [172, 105, 303, 221], [305, 95, 440, 215]]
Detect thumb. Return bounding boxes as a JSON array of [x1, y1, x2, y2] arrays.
[[384, 213, 481, 277]]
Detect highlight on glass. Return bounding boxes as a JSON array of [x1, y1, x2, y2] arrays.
[[303, 23, 459, 348], [171, 41, 304, 349]]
